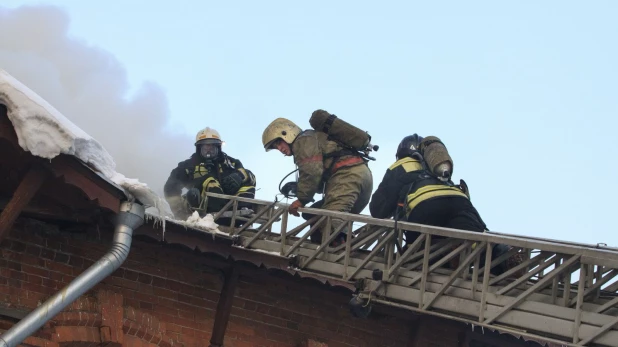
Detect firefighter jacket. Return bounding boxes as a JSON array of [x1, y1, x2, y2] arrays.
[[292, 130, 367, 205], [369, 156, 468, 220], [164, 152, 256, 202]]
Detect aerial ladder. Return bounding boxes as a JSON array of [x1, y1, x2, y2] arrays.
[[187, 191, 618, 347]]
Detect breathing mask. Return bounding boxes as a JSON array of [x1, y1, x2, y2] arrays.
[[200, 143, 220, 160]]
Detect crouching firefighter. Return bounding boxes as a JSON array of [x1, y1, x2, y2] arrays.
[[369, 134, 520, 276], [164, 127, 257, 224], [262, 110, 374, 246]]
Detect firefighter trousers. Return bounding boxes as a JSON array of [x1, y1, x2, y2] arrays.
[[404, 196, 513, 275], [309, 163, 373, 244]]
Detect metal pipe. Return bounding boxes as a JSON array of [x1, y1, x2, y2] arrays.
[[0, 200, 145, 347]]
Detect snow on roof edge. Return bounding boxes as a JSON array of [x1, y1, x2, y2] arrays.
[[0, 69, 173, 218]]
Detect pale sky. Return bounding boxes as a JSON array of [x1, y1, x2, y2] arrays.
[[2, 1, 617, 246]]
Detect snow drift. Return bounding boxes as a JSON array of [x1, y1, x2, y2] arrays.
[[182, 211, 223, 236], [0, 68, 173, 218]]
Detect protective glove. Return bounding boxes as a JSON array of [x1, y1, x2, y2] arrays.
[[185, 187, 202, 208], [221, 171, 244, 194], [288, 199, 304, 217], [280, 181, 297, 198], [456, 179, 470, 200]]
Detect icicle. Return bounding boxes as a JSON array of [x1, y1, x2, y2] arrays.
[[145, 212, 168, 242], [161, 217, 166, 241]]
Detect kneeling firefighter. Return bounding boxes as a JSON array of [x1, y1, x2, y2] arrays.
[[164, 127, 257, 223], [262, 110, 375, 245], [369, 134, 520, 275]]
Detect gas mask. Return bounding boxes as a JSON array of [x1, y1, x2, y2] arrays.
[[200, 143, 220, 160]]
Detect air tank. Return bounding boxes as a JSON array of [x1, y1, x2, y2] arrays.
[[309, 109, 373, 151], [420, 136, 453, 181]]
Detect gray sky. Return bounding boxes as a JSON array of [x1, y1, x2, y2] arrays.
[[1, 1, 617, 246]]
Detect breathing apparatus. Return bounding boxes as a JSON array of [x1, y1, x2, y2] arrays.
[[279, 168, 299, 198], [309, 110, 379, 161]]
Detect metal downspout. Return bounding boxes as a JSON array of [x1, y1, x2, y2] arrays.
[[0, 200, 145, 347]]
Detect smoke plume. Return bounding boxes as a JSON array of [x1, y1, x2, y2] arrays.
[[0, 5, 193, 197]]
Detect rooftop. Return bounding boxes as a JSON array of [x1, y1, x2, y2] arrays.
[[2, 69, 618, 347]]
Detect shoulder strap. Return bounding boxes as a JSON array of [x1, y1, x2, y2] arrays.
[[320, 114, 338, 133]]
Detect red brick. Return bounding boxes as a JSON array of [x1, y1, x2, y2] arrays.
[[21, 264, 50, 278], [20, 282, 55, 295], [135, 325, 147, 339], [152, 276, 167, 288], [46, 238, 64, 250], [152, 286, 177, 300], [0, 226, 479, 347], [53, 252, 70, 264], [137, 273, 153, 285], [166, 280, 195, 296], [8, 240, 26, 252], [151, 305, 178, 318], [20, 253, 46, 267], [46, 261, 73, 276], [99, 289, 124, 344], [140, 301, 154, 311], [124, 269, 140, 281], [196, 288, 220, 302], [68, 255, 85, 268], [21, 335, 59, 347], [40, 248, 55, 260], [6, 260, 21, 272], [48, 271, 64, 282], [125, 307, 137, 321], [54, 326, 101, 343], [135, 292, 158, 303], [24, 244, 42, 257]]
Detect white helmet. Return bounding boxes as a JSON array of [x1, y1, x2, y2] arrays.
[[262, 118, 302, 151], [195, 127, 222, 146], [195, 127, 222, 159]]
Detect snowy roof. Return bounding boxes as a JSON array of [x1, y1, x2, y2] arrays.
[[0, 69, 172, 218]]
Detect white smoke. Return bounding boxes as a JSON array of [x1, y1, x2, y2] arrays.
[[0, 5, 193, 197]]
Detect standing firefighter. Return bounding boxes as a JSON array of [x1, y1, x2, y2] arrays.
[[262, 110, 374, 245], [369, 134, 519, 275], [164, 127, 256, 222]]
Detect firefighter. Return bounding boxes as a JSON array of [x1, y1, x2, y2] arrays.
[[369, 134, 518, 275], [262, 117, 373, 245], [164, 127, 256, 222]]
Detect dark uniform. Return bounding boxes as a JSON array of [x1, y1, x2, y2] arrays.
[[370, 156, 484, 234], [164, 152, 256, 221], [370, 134, 516, 275]]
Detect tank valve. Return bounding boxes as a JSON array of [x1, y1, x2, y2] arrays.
[[435, 162, 452, 182]]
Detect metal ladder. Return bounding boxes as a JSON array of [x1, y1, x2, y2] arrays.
[[205, 192, 618, 347]]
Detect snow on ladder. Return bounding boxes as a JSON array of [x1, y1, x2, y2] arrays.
[[206, 192, 618, 347]]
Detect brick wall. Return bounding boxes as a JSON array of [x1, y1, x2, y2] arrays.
[[0, 217, 469, 347], [412, 316, 467, 347]]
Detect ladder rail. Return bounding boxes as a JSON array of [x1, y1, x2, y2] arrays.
[[202, 192, 618, 346]]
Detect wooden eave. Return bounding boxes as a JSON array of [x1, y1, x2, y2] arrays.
[[0, 104, 126, 228]]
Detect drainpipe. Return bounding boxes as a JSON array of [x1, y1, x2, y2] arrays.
[[0, 200, 145, 347]]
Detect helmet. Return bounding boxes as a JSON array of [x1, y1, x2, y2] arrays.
[[195, 127, 222, 146], [396, 134, 424, 160], [262, 118, 303, 151], [195, 127, 222, 160]]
